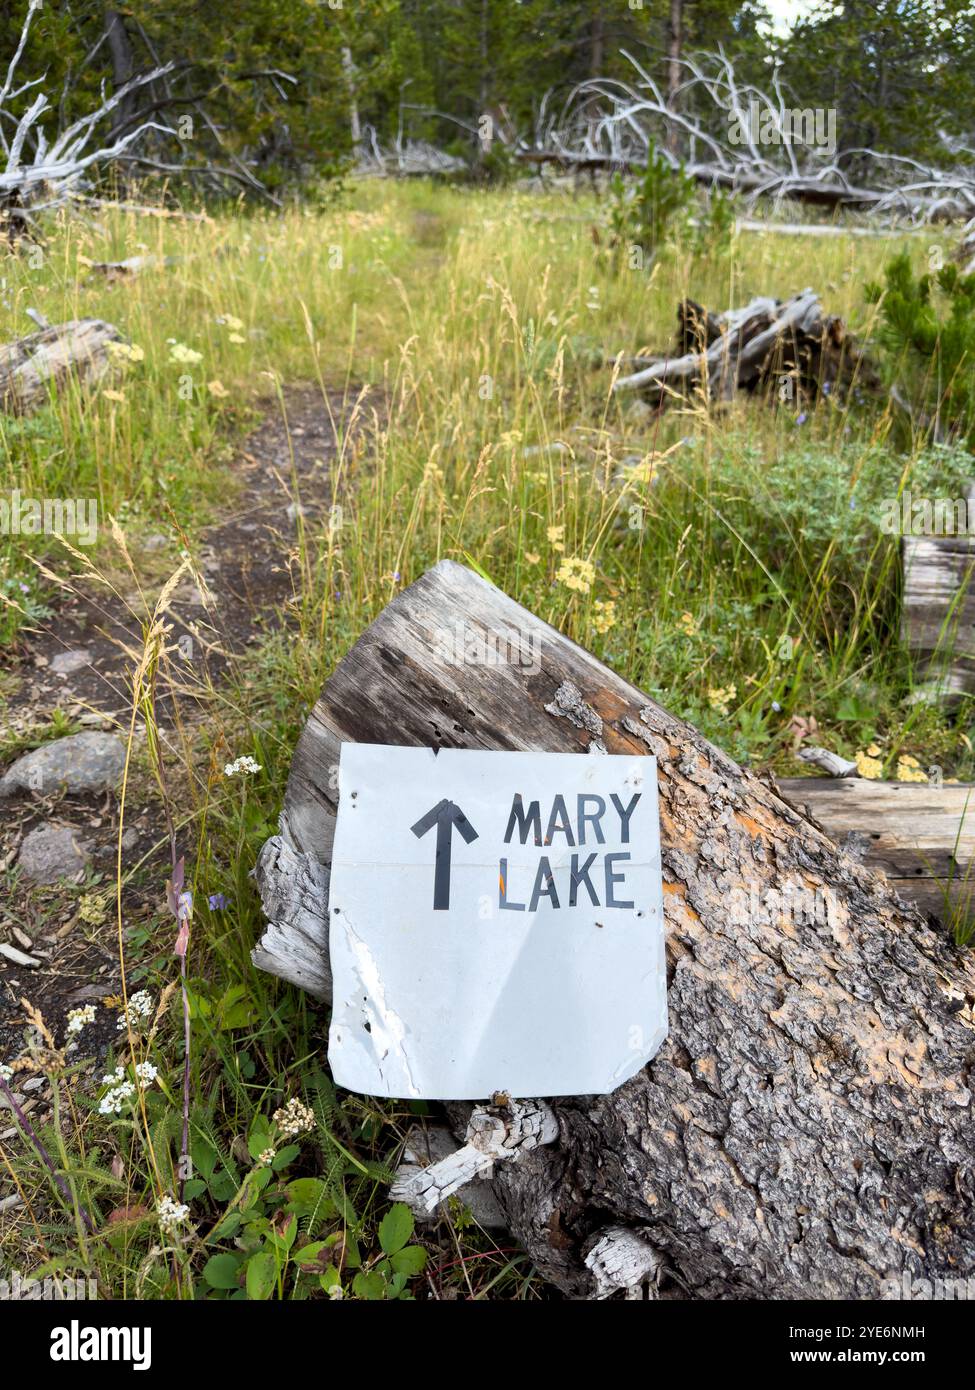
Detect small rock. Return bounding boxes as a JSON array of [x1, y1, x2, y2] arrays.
[[0, 731, 125, 798], [22, 1078, 44, 1093], [50, 648, 91, 676], [17, 824, 92, 884]]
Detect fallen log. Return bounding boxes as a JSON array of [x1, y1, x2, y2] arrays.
[[0, 318, 123, 414], [515, 151, 971, 220], [613, 290, 877, 406], [255, 560, 975, 1299], [777, 776, 975, 921]]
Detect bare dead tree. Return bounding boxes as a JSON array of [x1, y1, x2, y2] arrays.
[[523, 48, 975, 225], [0, 1, 175, 222]]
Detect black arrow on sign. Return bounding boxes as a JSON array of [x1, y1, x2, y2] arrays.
[[411, 799, 479, 910]]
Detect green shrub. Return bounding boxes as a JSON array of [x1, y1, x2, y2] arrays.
[[865, 252, 975, 449]]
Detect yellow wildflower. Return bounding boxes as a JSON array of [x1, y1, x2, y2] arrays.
[[102, 389, 126, 404], [679, 612, 698, 637], [707, 685, 737, 715], [207, 380, 229, 398], [228, 333, 246, 345], [556, 556, 596, 594], [546, 524, 565, 553], [78, 893, 107, 926], [592, 600, 617, 634], [896, 754, 928, 783], [855, 750, 884, 779], [107, 341, 144, 364], [524, 551, 540, 564]]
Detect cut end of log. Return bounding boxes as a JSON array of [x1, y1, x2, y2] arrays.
[[0, 318, 123, 414]]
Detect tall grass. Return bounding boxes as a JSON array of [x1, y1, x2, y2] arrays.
[[0, 181, 972, 1298]]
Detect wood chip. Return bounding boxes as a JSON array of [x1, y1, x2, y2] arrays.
[[0, 942, 41, 968]]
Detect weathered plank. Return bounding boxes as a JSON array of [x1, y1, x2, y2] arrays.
[[777, 776, 975, 920], [902, 487, 975, 702], [255, 559, 975, 1299]]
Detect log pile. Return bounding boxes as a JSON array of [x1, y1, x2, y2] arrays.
[[254, 560, 975, 1300], [613, 290, 877, 406]]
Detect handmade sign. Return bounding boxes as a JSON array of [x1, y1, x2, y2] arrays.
[[326, 742, 667, 1100]]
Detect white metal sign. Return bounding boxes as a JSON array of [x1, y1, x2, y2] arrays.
[[327, 743, 667, 1100]]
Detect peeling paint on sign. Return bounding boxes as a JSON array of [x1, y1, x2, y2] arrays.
[[327, 743, 667, 1100]]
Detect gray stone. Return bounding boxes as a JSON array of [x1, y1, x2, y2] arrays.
[[17, 823, 92, 884], [50, 648, 92, 676], [0, 732, 125, 798]]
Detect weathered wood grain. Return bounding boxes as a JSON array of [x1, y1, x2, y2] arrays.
[[777, 776, 975, 920], [903, 510, 975, 702], [255, 559, 975, 1299]]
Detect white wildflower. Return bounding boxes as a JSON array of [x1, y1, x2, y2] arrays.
[[257, 1147, 276, 1166], [272, 1097, 315, 1140], [99, 1067, 136, 1115], [157, 1193, 191, 1238], [169, 343, 203, 366], [66, 1004, 96, 1038], [224, 756, 261, 777], [116, 990, 153, 1032], [0, 1062, 12, 1083], [98, 1059, 158, 1114]]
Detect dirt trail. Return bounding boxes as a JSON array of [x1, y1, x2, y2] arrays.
[[0, 385, 355, 1105]]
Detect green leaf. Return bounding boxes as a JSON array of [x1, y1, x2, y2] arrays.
[[217, 984, 258, 1031], [182, 1178, 207, 1200], [352, 1270, 386, 1300], [210, 1210, 242, 1241], [191, 1140, 218, 1181], [245, 1251, 278, 1301], [296, 1242, 330, 1269], [209, 1173, 236, 1203], [203, 1253, 242, 1291], [272, 1145, 300, 1171], [285, 1177, 336, 1223], [378, 1203, 414, 1255], [390, 1245, 427, 1276], [269, 1215, 298, 1252]]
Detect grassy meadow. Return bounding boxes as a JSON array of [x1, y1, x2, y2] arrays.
[[1, 179, 973, 1298]]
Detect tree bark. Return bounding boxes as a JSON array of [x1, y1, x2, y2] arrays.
[[104, 9, 139, 143], [254, 560, 975, 1298], [666, 0, 683, 154]]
